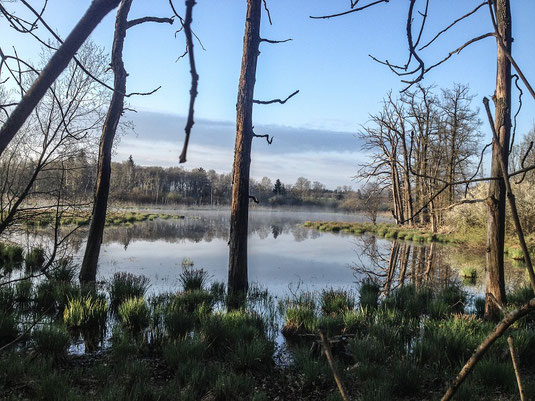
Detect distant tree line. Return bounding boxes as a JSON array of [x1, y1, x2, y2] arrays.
[[52, 154, 388, 211]]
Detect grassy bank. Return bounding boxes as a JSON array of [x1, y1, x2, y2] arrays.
[[1, 263, 535, 400], [23, 211, 185, 229], [303, 221, 460, 243], [304, 221, 535, 263]]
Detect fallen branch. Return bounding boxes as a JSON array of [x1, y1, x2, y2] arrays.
[[508, 336, 526, 401], [441, 297, 535, 400], [319, 330, 351, 401]]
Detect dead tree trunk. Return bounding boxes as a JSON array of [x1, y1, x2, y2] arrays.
[[0, 0, 121, 157], [228, 0, 262, 303], [79, 0, 131, 284], [485, 0, 511, 320]]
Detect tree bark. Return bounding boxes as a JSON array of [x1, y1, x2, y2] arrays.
[[0, 0, 121, 157], [228, 0, 262, 303], [79, 0, 131, 284], [485, 0, 511, 321]]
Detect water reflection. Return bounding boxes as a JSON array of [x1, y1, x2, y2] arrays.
[[7, 210, 528, 298], [352, 236, 527, 298]]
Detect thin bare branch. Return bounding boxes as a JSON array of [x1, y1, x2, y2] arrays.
[[515, 141, 533, 185], [487, 1, 535, 101], [419, 2, 486, 51], [126, 16, 173, 29], [310, 0, 389, 20], [260, 38, 292, 44], [253, 132, 273, 144], [253, 89, 299, 105], [178, 0, 199, 164], [262, 0, 272, 25]]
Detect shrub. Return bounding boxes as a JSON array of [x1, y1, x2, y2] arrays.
[[25, 247, 45, 272], [32, 325, 70, 358], [108, 272, 150, 311], [118, 297, 150, 333]]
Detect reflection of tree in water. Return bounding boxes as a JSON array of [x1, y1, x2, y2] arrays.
[[352, 236, 460, 293], [99, 213, 315, 249], [271, 225, 280, 239]]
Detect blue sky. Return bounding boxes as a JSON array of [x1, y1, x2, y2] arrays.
[[2, 1, 535, 188]]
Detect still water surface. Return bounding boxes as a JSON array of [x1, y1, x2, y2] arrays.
[[68, 209, 526, 298]]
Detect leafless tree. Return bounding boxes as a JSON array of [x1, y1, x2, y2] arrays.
[[0, 0, 122, 156], [79, 0, 173, 284], [227, 0, 297, 304]]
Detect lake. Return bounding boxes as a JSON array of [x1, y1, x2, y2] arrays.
[[45, 208, 527, 300]]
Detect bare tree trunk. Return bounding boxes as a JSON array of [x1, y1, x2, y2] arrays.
[[79, 0, 131, 284], [485, 0, 511, 320], [0, 0, 121, 157], [400, 134, 414, 224], [228, 0, 262, 303]]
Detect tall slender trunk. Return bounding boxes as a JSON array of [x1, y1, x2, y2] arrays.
[[485, 0, 511, 320], [400, 134, 414, 224], [79, 0, 130, 284], [228, 0, 262, 303]]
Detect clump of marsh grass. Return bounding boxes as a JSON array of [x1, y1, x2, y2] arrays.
[[359, 280, 380, 309], [179, 267, 210, 292], [320, 288, 355, 315], [281, 305, 316, 338], [0, 243, 24, 272], [32, 324, 70, 359], [0, 312, 18, 346], [118, 296, 150, 333], [25, 247, 45, 272], [108, 272, 150, 311], [63, 294, 108, 334]]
